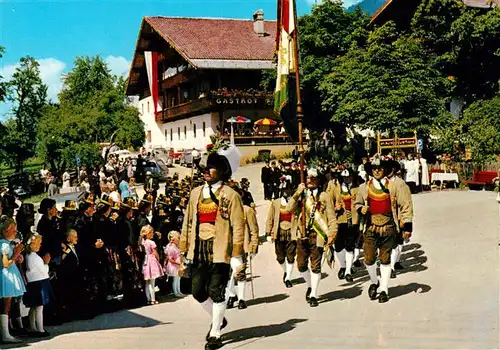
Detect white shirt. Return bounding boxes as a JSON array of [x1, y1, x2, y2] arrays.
[[26, 252, 50, 283], [307, 188, 319, 199], [280, 197, 289, 206], [203, 181, 223, 199]]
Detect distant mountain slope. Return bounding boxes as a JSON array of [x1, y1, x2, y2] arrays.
[[347, 0, 387, 15]]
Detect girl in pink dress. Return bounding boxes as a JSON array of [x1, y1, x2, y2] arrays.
[[140, 225, 163, 305], [164, 231, 185, 297]]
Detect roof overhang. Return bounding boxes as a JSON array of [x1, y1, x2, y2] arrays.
[[189, 59, 273, 70]]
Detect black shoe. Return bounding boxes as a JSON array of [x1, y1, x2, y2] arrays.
[[28, 330, 50, 338], [368, 283, 379, 300], [206, 318, 228, 341], [378, 291, 389, 303], [285, 280, 293, 288], [353, 260, 362, 268], [337, 268, 346, 280], [238, 300, 247, 310], [305, 287, 312, 302], [345, 274, 353, 283], [391, 269, 396, 279], [205, 336, 223, 350], [226, 296, 238, 309], [394, 262, 404, 270], [309, 297, 318, 307]]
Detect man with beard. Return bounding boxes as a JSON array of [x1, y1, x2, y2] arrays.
[[180, 144, 244, 350], [355, 157, 413, 303], [266, 175, 297, 288]]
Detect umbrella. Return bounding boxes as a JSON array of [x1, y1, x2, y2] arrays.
[[254, 118, 278, 126], [227, 116, 251, 124]]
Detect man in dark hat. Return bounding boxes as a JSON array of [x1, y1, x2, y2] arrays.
[[261, 161, 272, 200], [144, 171, 159, 207], [181, 145, 245, 350], [287, 168, 338, 308], [355, 156, 413, 303], [266, 175, 297, 288]]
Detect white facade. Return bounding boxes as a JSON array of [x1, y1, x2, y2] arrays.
[[137, 96, 217, 151]]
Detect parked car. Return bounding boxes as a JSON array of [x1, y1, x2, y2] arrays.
[[6, 172, 44, 198], [180, 149, 206, 167], [170, 148, 184, 164], [134, 159, 169, 183], [152, 148, 174, 167], [109, 149, 134, 162]]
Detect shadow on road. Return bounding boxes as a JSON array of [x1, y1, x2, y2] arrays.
[[2, 309, 168, 349], [319, 284, 363, 304], [389, 282, 432, 299], [246, 293, 289, 307], [222, 318, 307, 346]]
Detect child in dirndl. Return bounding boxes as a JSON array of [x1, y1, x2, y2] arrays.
[[23, 233, 52, 336], [0, 216, 26, 343], [164, 231, 185, 297], [140, 225, 163, 305]]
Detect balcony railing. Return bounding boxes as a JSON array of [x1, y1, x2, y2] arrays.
[[156, 97, 212, 122]]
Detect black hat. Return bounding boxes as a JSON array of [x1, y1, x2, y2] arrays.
[[204, 153, 232, 181], [2, 194, 19, 210], [38, 198, 56, 214], [141, 194, 153, 204], [63, 200, 78, 211], [100, 194, 112, 206]]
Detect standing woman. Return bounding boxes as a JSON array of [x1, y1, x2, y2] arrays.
[[0, 216, 26, 343]]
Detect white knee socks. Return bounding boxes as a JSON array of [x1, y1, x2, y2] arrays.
[[0, 314, 14, 341], [210, 302, 226, 338], [200, 298, 213, 316], [285, 261, 294, 282], [237, 281, 246, 302], [173, 276, 184, 296], [226, 276, 236, 298], [310, 272, 321, 298], [390, 249, 398, 271], [145, 279, 156, 302], [300, 270, 311, 288], [365, 263, 378, 285], [345, 251, 354, 275], [336, 249, 346, 268], [353, 248, 360, 262], [35, 306, 44, 332], [396, 244, 404, 262], [379, 264, 391, 294]]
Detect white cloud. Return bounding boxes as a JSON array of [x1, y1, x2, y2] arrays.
[[105, 55, 131, 78]]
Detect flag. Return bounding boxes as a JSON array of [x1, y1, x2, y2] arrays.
[[144, 51, 161, 115], [274, 0, 299, 141]]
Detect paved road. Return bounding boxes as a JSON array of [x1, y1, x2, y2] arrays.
[[21, 164, 499, 349]]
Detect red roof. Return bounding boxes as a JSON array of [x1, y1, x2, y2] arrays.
[[145, 17, 276, 61]]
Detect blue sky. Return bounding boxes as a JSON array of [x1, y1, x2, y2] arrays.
[[0, 0, 362, 119]]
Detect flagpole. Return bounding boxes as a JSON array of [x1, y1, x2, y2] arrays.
[[291, 0, 306, 236]]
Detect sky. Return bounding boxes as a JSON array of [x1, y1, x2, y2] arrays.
[[0, 0, 363, 119]]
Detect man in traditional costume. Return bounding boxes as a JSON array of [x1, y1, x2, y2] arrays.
[[287, 168, 338, 307], [335, 169, 360, 283], [265, 176, 297, 288], [226, 183, 259, 310], [325, 170, 345, 279], [180, 144, 245, 350], [355, 157, 413, 303]]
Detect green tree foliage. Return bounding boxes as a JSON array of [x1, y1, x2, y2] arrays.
[[0, 47, 6, 103], [298, 0, 370, 132], [320, 22, 447, 135], [0, 57, 47, 171], [412, 1, 500, 102], [37, 57, 144, 171]]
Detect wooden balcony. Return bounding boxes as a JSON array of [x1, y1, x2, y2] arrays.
[[156, 97, 212, 122]]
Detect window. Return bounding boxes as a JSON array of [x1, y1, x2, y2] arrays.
[[178, 127, 180, 140], [203, 122, 206, 137], [141, 103, 144, 114], [147, 101, 150, 113], [164, 129, 168, 141], [184, 126, 187, 139], [170, 129, 173, 142], [193, 124, 197, 138]]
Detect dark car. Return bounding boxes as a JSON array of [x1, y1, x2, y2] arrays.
[[6, 172, 45, 198], [135, 159, 169, 183]]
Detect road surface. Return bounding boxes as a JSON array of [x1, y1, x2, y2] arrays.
[[19, 163, 500, 349]]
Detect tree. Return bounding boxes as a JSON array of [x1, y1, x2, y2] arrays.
[[299, 1, 370, 134], [319, 22, 447, 136], [412, 1, 500, 103], [37, 57, 144, 171], [1, 57, 47, 171], [0, 46, 6, 103]]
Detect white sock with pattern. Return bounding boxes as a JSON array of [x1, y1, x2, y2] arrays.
[[380, 264, 391, 294], [310, 272, 321, 298], [237, 281, 246, 302], [345, 251, 354, 275], [285, 261, 294, 281], [300, 270, 311, 288], [336, 249, 346, 268], [365, 263, 378, 285], [209, 302, 226, 338]]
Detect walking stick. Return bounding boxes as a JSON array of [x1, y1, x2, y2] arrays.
[[249, 255, 255, 299]]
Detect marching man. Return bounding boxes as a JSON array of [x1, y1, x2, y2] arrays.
[[180, 144, 245, 350], [355, 157, 413, 303], [227, 183, 259, 310], [265, 176, 298, 288], [287, 168, 338, 307]]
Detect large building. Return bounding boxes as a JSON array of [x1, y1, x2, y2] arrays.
[[125, 11, 278, 151]]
